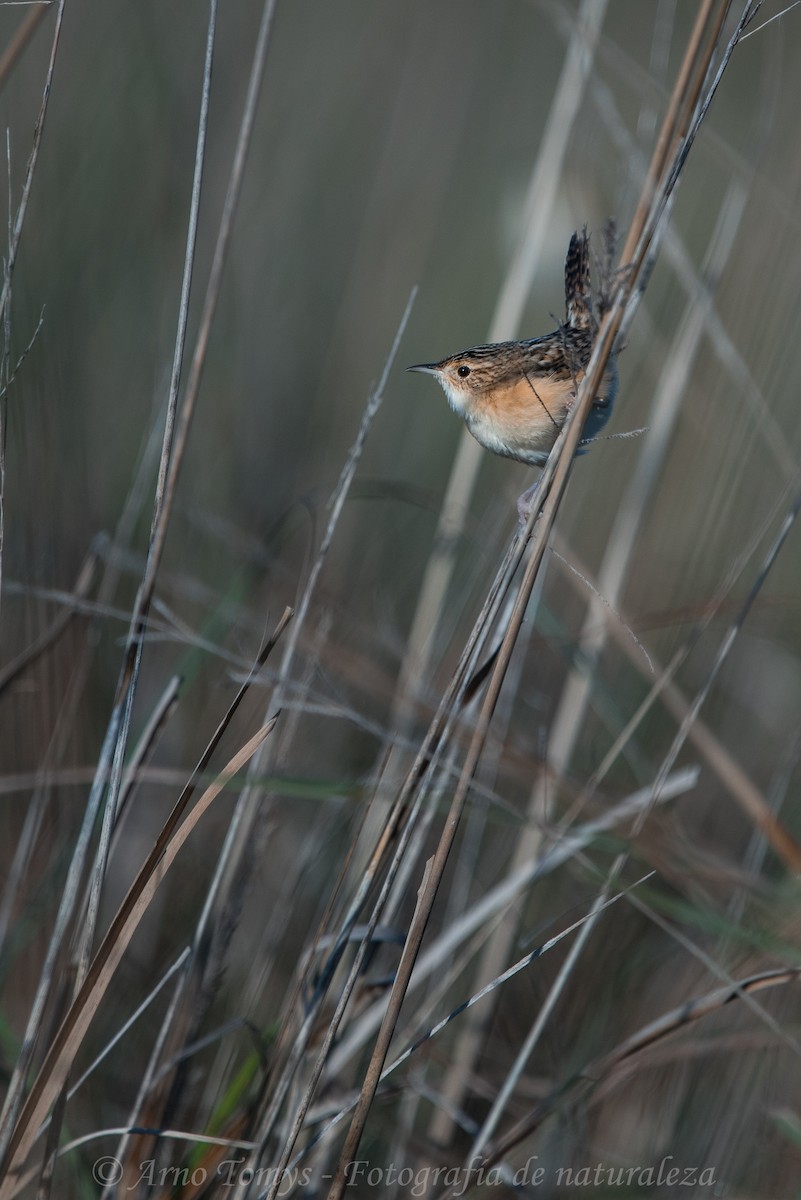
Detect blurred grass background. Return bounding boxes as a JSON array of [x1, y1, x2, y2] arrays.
[[2, 1, 801, 1196]]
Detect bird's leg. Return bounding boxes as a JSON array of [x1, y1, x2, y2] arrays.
[[517, 477, 540, 525]]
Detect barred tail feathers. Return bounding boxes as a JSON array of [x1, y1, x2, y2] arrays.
[[564, 228, 594, 332]]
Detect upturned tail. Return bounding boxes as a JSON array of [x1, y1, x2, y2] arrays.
[[564, 228, 594, 333], [596, 218, 618, 320]]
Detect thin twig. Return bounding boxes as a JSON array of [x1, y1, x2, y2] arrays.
[[225, 290, 418, 1194], [77, 0, 223, 991]]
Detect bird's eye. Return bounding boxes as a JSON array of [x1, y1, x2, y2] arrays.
[[457, 365, 471, 378]]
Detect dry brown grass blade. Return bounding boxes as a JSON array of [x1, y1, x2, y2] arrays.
[[437, 966, 801, 1198], [551, 541, 801, 871], [247, 558, 529, 1197], [385, 0, 610, 744], [619, 0, 720, 268], [154, 295, 416, 1185], [73, 0, 278, 1019], [0, 545, 97, 697], [595, 970, 801, 1079], [319, 768, 699, 1082], [324, 4, 751, 1194], [0, 7, 48, 94], [5, 1, 796, 1194], [0, 715, 279, 1197]]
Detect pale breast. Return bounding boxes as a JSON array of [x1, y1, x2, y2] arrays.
[[465, 372, 579, 465]]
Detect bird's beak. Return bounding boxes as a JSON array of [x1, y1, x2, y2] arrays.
[[406, 363, 440, 376]]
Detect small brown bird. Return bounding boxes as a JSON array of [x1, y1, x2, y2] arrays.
[[408, 230, 618, 520]]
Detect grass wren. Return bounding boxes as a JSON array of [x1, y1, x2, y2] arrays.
[[408, 229, 618, 520]]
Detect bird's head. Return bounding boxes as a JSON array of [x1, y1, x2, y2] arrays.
[[407, 346, 513, 417]]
